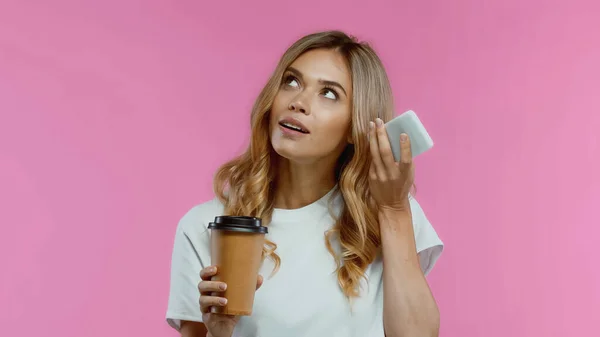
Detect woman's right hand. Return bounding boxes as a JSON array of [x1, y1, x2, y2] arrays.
[[198, 266, 263, 337]]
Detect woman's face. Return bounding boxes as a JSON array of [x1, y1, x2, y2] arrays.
[[269, 49, 353, 165]]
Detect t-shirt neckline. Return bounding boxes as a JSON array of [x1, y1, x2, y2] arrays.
[[271, 185, 339, 221]]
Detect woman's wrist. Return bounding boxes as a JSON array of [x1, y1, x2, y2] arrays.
[[206, 332, 233, 337], [378, 207, 412, 232]]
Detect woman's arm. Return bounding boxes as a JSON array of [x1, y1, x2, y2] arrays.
[[380, 209, 440, 337], [367, 119, 441, 336], [180, 321, 208, 337]]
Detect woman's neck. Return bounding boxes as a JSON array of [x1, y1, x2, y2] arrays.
[[273, 158, 336, 210]]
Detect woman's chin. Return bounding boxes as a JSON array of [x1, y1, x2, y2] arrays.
[[271, 142, 311, 163], [272, 144, 298, 160]]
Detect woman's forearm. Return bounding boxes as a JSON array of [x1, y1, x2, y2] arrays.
[[379, 209, 440, 337]]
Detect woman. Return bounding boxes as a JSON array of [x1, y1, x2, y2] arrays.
[[166, 30, 444, 337]]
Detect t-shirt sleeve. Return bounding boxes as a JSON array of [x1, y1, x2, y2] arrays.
[[165, 206, 211, 331], [409, 195, 444, 276]]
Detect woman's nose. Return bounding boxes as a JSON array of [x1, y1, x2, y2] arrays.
[[288, 96, 309, 115]]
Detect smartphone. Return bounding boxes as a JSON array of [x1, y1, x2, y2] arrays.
[[384, 110, 434, 162]]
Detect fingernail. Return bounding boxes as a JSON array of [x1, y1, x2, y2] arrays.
[[400, 133, 408, 142], [375, 118, 383, 127], [369, 121, 375, 129], [219, 298, 228, 305], [219, 283, 227, 290]]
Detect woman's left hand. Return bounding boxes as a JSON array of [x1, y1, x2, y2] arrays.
[[368, 118, 414, 213]]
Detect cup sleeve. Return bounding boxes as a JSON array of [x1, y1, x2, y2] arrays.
[[409, 196, 444, 276], [165, 207, 211, 331]]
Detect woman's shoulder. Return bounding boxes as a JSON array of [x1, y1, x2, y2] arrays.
[[176, 196, 225, 235]]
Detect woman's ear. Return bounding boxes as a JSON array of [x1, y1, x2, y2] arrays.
[[346, 124, 354, 144]]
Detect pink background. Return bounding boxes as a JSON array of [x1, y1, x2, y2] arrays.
[[1, 0, 599, 336]]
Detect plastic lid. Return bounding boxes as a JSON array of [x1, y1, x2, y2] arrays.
[[207, 216, 268, 234]]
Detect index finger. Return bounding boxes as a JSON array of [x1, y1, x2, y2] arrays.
[[375, 119, 397, 168], [200, 266, 217, 280]]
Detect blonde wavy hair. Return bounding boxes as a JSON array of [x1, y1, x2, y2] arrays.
[[213, 30, 395, 299]]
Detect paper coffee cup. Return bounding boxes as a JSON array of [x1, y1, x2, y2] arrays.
[[207, 216, 267, 316]]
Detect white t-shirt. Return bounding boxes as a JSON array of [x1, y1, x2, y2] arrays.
[[166, 188, 443, 337]]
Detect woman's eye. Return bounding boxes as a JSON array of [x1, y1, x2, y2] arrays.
[[285, 76, 299, 88], [323, 89, 338, 100]]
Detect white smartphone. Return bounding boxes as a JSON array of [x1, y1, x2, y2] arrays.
[[384, 110, 434, 162]]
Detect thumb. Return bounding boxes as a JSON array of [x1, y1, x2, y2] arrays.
[[256, 274, 264, 290]]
